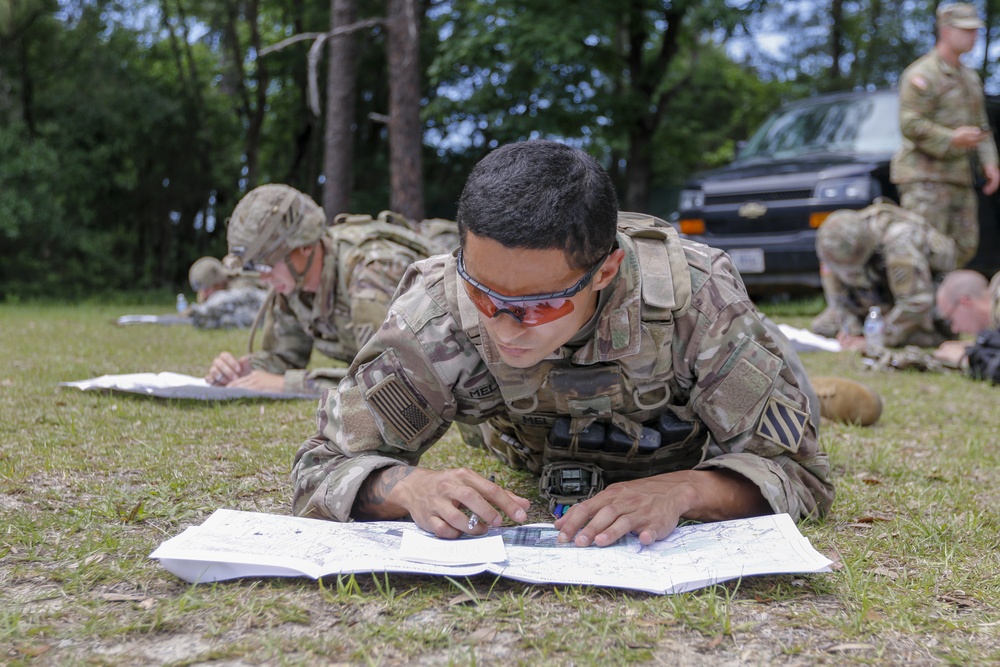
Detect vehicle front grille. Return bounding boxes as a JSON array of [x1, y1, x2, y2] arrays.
[[706, 190, 813, 206]]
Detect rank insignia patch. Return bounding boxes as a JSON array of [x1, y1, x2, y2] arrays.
[[756, 397, 808, 451], [366, 376, 433, 444]]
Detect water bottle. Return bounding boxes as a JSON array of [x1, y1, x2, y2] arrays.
[[176, 293, 189, 313], [863, 306, 885, 355]]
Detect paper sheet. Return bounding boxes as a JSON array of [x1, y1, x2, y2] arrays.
[[777, 324, 842, 353]]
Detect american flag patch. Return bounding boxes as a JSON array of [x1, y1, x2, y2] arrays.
[[756, 397, 808, 451], [366, 376, 433, 443]]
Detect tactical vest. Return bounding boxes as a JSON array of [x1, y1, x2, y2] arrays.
[[443, 213, 710, 483]]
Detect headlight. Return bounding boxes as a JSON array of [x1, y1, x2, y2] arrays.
[[813, 177, 876, 201], [678, 189, 705, 211]]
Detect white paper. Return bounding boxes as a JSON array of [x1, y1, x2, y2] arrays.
[[399, 532, 507, 565], [59, 372, 317, 400], [150, 510, 832, 595], [777, 324, 842, 353]]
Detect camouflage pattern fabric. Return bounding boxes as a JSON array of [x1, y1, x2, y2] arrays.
[[291, 214, 834, 526], [189, 287, 269, 330], [249, 218, 443, 394], [863, 345, 962, 374], [890, 49, 999, 267], [989, 271, 1000, 329], [898, 181, 978, 267], [813, 202, 956, 347]]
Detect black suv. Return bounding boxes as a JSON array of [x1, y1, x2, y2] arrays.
[[675, 89, 1000, 294]]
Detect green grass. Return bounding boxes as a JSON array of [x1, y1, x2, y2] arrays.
[[2, 302, 1000, 665]]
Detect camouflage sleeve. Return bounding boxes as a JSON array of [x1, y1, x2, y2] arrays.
[[898, 72, 958, 160], [881, 228, 936, 347], [291, 262, 493, 521], [990, 272, 1000, 330], [973, 78, 1000, 167], [680, 255, 834, 520], [249, 294, 315, 383]]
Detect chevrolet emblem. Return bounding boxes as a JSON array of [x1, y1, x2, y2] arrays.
[[738, 202, 768, 219]]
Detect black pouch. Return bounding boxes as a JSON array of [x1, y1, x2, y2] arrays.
[[547, 417, 605, 451], [604, 424, 661, 454], [966, 328, 1000, 383]]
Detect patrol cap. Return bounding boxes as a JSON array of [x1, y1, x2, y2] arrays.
[[188, 256, 229, 291], [937, 3, 984, 29], [225, 184, 327, 273], [816, 209, 878, 280]]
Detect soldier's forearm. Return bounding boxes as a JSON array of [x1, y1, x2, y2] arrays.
[[352, 465, 416, 520]]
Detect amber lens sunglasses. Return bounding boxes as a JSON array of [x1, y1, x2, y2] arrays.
[[456, 248, 608, 326]]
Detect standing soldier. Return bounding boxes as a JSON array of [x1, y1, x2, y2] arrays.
[[291, 141, 834, 546], [205, 184, 453, 394], [891, 2, 999, 267], [811, 201, 957, 349]]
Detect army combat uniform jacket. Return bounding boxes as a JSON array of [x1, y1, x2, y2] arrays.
[[989, 272, 1000, 330], [291, 214, 834, 524], [891, 50, 998, 187], [251, 219, 443, 394]]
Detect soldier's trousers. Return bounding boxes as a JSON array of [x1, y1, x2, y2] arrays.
[[898, 182, 978, 268]]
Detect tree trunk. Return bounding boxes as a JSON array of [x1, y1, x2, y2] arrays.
[[323, 0, 358, 219], [830, 0, 844, 84], [386, 0, 424, 220]]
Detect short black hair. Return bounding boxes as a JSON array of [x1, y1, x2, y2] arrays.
[[456, 141, 619, 270]]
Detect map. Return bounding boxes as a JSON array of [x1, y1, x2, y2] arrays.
[[150, 510, 832, 595]]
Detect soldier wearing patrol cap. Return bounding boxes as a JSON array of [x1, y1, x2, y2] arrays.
[[205, 184, 453, 394], [291, 141, 834, 548], [891, 2, 1000, 267], [811, 201, 957, 349]]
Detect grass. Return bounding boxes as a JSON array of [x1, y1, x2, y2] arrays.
[[2, 301, 1000, 665]]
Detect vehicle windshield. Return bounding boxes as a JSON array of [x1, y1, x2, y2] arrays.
[[737, 94, 901, 161]]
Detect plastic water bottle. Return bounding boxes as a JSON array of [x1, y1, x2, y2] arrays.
[[863, 306, 885, 355], [176, 293, 189, 313]]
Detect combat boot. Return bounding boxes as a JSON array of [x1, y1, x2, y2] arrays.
[[811, 376, 883, 426]]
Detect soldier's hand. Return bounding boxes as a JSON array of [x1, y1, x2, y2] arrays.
[[393, 467, 530, 539], [228, 370, 284, 392], [983, 163, 1000, 196], [952, 126, 987, 149], [933, 340, 969, 365], [205, 352, 250, 386], [553, 470, 769, 547], [835, 332, 866, 351]]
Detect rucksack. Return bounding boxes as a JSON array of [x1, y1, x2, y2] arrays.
[[966, 329, 1000, 384]]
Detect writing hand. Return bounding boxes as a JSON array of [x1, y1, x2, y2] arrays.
[[228, 369, 285, 392], [356, 466, 530, 539], [205, 352, 251, 386]]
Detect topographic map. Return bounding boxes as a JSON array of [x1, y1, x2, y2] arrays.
[[151, 510, 832, 594]]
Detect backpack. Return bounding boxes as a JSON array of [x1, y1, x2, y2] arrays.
[[966, 329, 1000, 384]]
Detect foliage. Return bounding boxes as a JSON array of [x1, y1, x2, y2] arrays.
[[6, 0, 1000, 298]]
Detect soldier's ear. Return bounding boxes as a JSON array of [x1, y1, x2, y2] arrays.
[[593, 249, 625, 291]]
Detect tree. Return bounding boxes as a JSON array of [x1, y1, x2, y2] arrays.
[[386, 0, 424, 219]]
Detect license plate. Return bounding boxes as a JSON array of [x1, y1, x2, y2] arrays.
[[728, 248, 765, 274]]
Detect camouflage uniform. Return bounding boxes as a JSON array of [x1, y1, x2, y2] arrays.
[[990, 272, 1000, 329], [812, 202, 956, 347], [291, 214, 833, 524], [189, 286, 268, 330], [891, 47, 998, 267], [252, 217, 448, 394]]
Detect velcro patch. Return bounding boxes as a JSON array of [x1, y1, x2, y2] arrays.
[[756, 397, 808, 452], [366, 376, 434, 444]]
